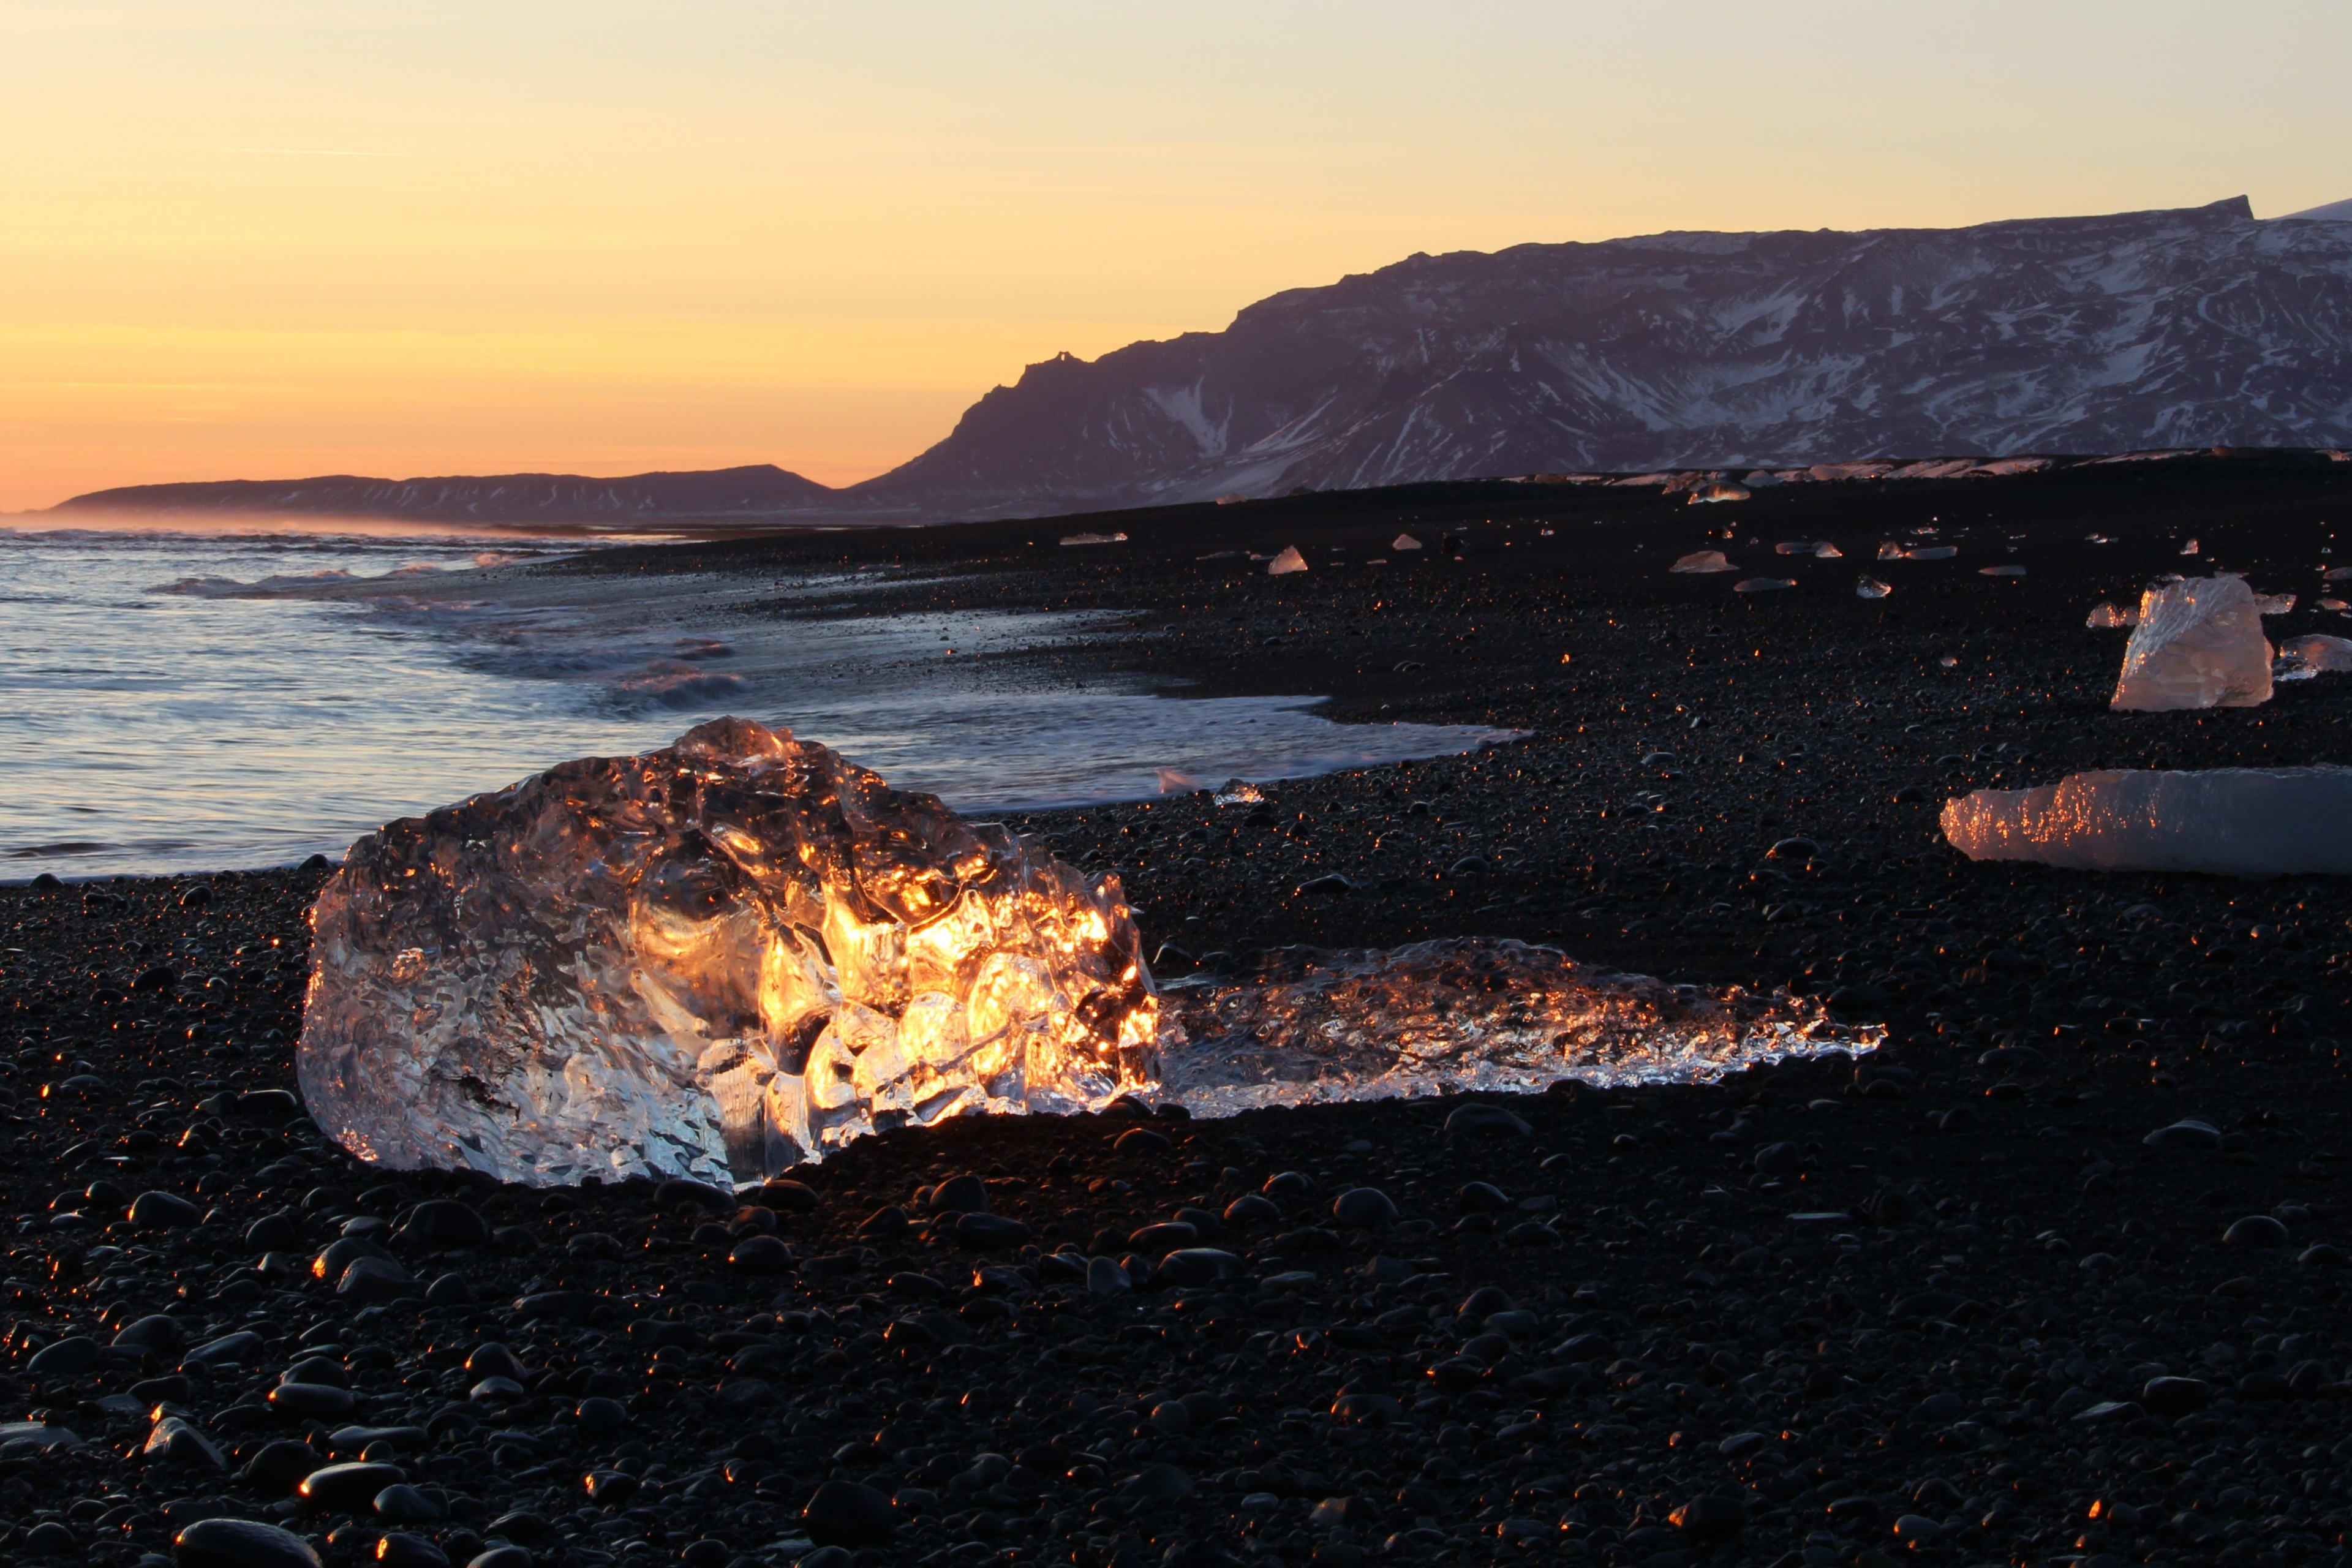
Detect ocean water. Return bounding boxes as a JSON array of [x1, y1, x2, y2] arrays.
[[0, 520, 1516, 879]]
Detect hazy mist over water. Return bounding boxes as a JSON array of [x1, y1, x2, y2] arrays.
[[0, 515, 1513, 879]]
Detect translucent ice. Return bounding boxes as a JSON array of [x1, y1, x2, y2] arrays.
[[1942, 767, 2352, 876], [2280, 633, 2352, 673], [2256, 592, 2297, 615], [1734, 578, 1795, 593], [2085, 601, 2136, 629], [1855, 576, 1891, 599], [2109, 576, 2273, 711], [1669, 550, 1736, 573], [299, 718, 1159, 1186], [1267, 546, 1308, 575], [1392, 533, 1422, 551], [1156, 939, 1878, 1113]]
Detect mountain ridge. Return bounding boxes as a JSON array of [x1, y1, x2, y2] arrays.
[[50, 196, 2352, 524]]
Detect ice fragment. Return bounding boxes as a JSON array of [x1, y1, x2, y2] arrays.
[[1059, 532, 1128, 546], [1979, 565, 2027, 577], [1733, 578, 1795, 593], [1686, 482, 1750, 504], [298, 718, 1159, 1186], [1668, 550, 1736, 573], [1392, 533, 1422, 551], [2109, 575, 2273, 710], [2180, 538, 2200, 555], [2280, 633, 2352, 673], [1266, 546, 1308, 575], [2255, 592, 2297, 614], [2084, 601, 2136, 629], [1905, 545, 1958, 560], [1943, 767, 2352, 876], [1855, 576, 1892, 599], [1157, 940, 1877, 1112]]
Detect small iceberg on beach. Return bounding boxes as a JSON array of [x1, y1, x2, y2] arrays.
[[1942, 766, 2352, 876], [2111, 576, 2272, 711]]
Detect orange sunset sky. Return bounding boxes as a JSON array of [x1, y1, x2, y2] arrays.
[[4, 1, 2345, 513]]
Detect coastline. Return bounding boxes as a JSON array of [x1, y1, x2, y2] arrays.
[[6, 453, 2352, 1567]]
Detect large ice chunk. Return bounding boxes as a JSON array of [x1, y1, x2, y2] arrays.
[[2280, 633, 2352, 673], [1156, 939, 1877, 1113], [1942, 767, 2352, 876], [2110, 576, 2272, 710], [299, 718, 1158, 1186]]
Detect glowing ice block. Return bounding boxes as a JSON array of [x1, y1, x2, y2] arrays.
[[298, 718, 1159, 1186], [2110, 576, 2272, 710], [1942, 766, 2352, 876]]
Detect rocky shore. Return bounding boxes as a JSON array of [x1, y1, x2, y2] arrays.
[[6, 450, 2352, 1568]]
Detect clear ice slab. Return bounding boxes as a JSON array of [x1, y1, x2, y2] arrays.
[[1156, 939, 1877, 1114], [299, 718, 1159, 1186], [2109, 576, 2272, 711], [1942, 766, 2352, 876]]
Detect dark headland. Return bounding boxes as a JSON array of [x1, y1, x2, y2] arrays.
[[7, 449, 2352, 1568]]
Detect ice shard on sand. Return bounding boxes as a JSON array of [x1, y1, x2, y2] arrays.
[[2109, 575, 2272, 711], [300, 718, 1158, 1186], [1942, 766, 2352, 876]]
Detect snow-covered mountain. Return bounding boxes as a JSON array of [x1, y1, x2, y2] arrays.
[[55, 464, 837, 522], [50, 197, 2352, 524], [848, 195, 2352, 514]]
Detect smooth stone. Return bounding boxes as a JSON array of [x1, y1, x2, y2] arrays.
[[374, 1483, 447, 1523], [424, 1273, 473, 1306], [802, 1478, 894, 1545], [1669, 1494, 1746, 1542], [183, 1331, 266, 1370], [27, 1336, 100, 1376], [1118, 1463, 1195, 1502], [466, 1550, 533, 1568], [173, 1517, 322, 1568], [297, 1461, 406, 1510], [2143, 1120, 2223, 1150], [1443, 1104, 1531, 1137], [925, 1174, 990, 1214], [130, 1191, 203, 1228], [337, 1255, 421, 1301], [1330, 1188, 1397, 1229], [115, 1314, 187, 1356], [946, 1212, 1031, 1248], [239, 1439, 323, 1491], [573, 1396, 628, 1438], [1753, 1142, 1802, 1176], [268, 1384, 356, 1419], [729, 1235, 791, 1273], [1154, 1248, 1243, 1287], [144, 1415, 227, 1469], [2224, 1215, 2290, 1248], [393, 1200, 488, 1246], [1221, 1194, 1280, 1227], [1085, 1257, 1131, 1295], [654, 1178, 733, 1213]]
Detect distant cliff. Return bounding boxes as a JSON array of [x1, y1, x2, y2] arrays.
[[55, 197, 2352, 524], [55, 464, 838, 522]]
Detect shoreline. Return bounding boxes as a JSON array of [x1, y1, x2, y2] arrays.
[[6, 453, 2352, 1567]]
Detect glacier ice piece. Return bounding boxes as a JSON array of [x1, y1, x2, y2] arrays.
[[1773, 541, 1839, 557], [1942, 766, 2352, 876], [1156, 939, 1878, 1113], [2085, 601, 2136, 628], [2109, 576, 2273, 710], [1855, 576, 1891, 599], [1905, 545, 1958, 560], [2180, 538, 2199, 555], [1980, 565, 2027, 577], [298, 718, 1159, 1186], [2256, 592, 2297, 614], [1267, 546, 1308, 575], [2280, 633, 2352, 673], [1669, 550, 1736, 573], [1392, 533, 1422, 551], [1687, 482, 1750, 504], [1734, 578, 1795, 593]]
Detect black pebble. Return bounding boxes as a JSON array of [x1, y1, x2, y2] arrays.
[[802, 1478, 894, 1545], [172, 1517, 322, 1568]]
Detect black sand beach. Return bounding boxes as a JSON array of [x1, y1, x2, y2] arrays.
[[7, 451, 2352, 1568]]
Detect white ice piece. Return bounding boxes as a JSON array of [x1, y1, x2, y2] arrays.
[[2255, 592, 2297, 614], [1735, 578, 1795, 594], [1943, 767, 2352, 876], [1687, 482, 1750, 504], [1669, 550, 1736, 573], [1980, 565, 2027, 577], [2180, 538, 2200, 555], [1266, 546, 1308, 575], [2085, 602, 2137, 629], [299, 718, 1160, 1186], [2109, 576, 2273, 711], [1906, 546, 1958, 560], [1392, 533, 1422, 551], [2280, 633, 2352, 672], [1856, 577, 1891, 599]]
